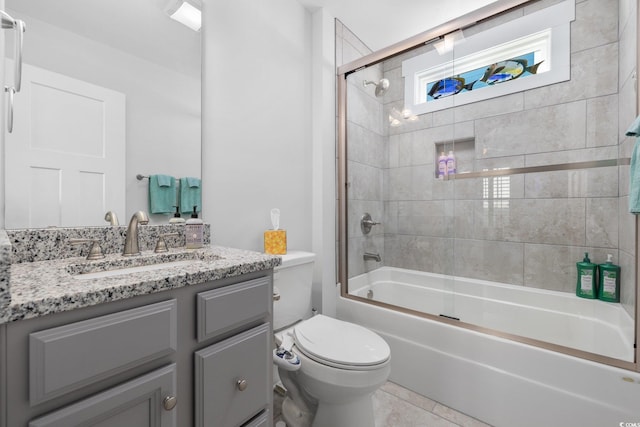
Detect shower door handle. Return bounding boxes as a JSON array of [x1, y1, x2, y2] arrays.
[[1, 11, 25, 92], [4, 86, 14, 133], [1, 10, 25, 134], [13, 18, 25, 92]]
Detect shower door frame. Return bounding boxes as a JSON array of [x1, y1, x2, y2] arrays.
[[337, 0, 640, 372]]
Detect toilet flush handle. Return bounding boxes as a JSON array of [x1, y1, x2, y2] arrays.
[[273, 286, 281, 301]]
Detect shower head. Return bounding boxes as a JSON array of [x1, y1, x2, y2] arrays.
[[363, 78, 390, 97]]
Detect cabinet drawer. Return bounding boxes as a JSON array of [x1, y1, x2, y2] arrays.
[[195, 323, 271, 427], [29, 363, 177, 427], [30, 300, 177, 405], [196, 276, 270, 342]]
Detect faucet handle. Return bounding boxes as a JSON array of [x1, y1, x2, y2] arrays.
[[361, 213, 382, 234], [154, 233, 180, 253], [69, 239, 105, 260]]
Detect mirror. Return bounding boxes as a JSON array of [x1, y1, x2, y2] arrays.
[[3, 0, 201, 228]]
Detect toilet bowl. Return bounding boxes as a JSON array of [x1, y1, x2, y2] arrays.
[[273, 252, 390, 427]]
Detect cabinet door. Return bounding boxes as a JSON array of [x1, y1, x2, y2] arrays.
[[29, 364, 177, 427], [195, 324, 271, 427]]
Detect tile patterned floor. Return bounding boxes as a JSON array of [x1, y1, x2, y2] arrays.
[[274, 381, 492, 427], [373, 382, 491, 427]]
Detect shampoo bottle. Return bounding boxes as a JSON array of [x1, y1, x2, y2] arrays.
[[576, 252, 597, 299], [446, 150, 456, 175], [185, 206, 203, 249], [598, 254, 620, 302], [438, 152, 447, 179]]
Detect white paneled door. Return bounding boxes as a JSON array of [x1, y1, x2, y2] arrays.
[[4, 63, 125, 228]]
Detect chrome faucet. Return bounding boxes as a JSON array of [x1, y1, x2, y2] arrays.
[[123, 211, 149, 256], [363, 252, 382, 262]]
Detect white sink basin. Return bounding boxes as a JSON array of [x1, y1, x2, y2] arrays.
[[74, 260, 196, 280]]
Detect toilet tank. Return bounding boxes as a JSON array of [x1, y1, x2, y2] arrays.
[[273, 251, 315, 331]]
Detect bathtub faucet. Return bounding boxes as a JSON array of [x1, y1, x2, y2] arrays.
[[363, 252, 382, 262]]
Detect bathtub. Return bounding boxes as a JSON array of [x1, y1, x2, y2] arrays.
[[337, 267, 640, 427]]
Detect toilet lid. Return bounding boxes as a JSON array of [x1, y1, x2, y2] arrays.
[[293, 315, 390, 368]]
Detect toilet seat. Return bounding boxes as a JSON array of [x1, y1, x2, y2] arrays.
[[293, 315, 390, 371]]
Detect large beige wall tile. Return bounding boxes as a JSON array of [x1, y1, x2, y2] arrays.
[[472, 198, 586, 245], [385, 235, 454, 275], [585, 197, 619, 248], [586, 95, 618, 147], [397, 200, 455, 237], [348, 160, 383, 201], [524, 167, 618, 198], [347, 122, 385, 168], [476, 101, 587, 158], [524, 43, 618, 109], [453, 239, 524, 284], [571, 0, 618, 53], [523, 244, 614, 292]]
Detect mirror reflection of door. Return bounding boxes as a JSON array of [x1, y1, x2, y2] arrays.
[[2, 0, 202, 228], [5, 63, 125, 228]]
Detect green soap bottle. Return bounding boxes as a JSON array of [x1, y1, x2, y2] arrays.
[[598, 254, 620, 302], [576, 252, 597, 299]]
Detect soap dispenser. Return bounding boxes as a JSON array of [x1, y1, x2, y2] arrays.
[[598, 254, 620, 302], [169, 206, 185, 224], [185, 206, 203, 249], [576, 252, 597, 299]]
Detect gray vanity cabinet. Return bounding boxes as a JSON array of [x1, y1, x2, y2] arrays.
[[28, 364, 177, 427], [0, 270, 274, 427]]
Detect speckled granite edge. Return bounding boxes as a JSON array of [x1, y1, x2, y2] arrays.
[[7, 224, 211, 264], [0, 230, 11, 316], [2, 245, 280, 324]]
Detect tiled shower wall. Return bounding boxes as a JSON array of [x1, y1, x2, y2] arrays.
[[342, 0, 637, 318]]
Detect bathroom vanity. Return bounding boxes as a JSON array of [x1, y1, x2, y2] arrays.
[[0, 227, 279, 427]]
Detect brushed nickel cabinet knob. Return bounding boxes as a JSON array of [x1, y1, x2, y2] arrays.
[[236, 379, 248, 391], [163, 395, 177, 411]]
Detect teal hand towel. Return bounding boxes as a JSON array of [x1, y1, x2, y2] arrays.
[[627, 116, 640, 214], [149, 174, 177, 214], [180, 177, 201, 214]]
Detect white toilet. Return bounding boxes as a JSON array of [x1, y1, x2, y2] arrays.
[[273, 251, 390, 427]]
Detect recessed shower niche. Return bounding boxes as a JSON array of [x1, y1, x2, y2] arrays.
[[433, 139, 474, 179]]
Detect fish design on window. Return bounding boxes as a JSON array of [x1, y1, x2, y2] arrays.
[[480, 58, 543, 85], [426, 52, 543, 102], [428, 77, 475, 99]]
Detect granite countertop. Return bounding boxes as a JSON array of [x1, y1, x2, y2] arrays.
[[0, 245, 281, 324]]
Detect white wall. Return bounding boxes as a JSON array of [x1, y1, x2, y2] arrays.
[[202, 0, 313, 253]]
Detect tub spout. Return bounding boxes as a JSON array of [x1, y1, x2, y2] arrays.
[[364, 252, 382, 262]]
